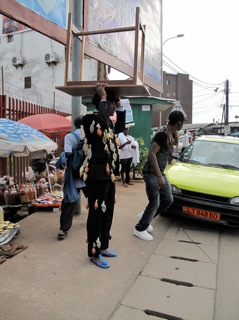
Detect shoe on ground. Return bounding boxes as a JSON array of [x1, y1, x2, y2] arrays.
[[134, 228, 153, 241], [57, 230, 68, 240], [122, 183, 128, 187], [137, 212, 153, 233], [101, 250, 117, 257], [90, 254, 110, 268], [127, 182, 134, 185], [147, 224, 153, 233]]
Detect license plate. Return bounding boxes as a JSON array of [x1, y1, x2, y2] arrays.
[[182, 206, 221, 221]]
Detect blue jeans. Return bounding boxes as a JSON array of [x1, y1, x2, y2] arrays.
[[135, 173, 173, 232]]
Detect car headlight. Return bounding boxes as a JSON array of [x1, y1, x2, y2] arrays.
[[171, 185, 182, 195], [230, 197, 239, 205]]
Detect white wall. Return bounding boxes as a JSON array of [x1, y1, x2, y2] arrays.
[[0, 28, 97, 114]]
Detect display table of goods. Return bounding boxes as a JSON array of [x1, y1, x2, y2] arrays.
[[32, 190, 63, 208], [0, 182, 36, 222], [32, 171, 63, 208]]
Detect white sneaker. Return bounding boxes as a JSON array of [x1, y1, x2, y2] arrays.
[[137, 212, 153, 233], [134, 228, 153, 241], [147, 224, 153, 233]]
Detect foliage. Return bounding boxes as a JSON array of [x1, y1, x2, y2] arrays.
[[133, 137, 148, 176]]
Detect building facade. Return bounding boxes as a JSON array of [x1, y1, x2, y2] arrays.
[[0, 26, 97, 114], [152, 71, 193, 128]]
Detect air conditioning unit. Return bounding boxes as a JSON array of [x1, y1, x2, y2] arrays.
[[12, 56, 24, 66], [44, 52, 58, 63]]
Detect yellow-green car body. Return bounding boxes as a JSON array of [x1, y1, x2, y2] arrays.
[[165, 135, 239, 226]]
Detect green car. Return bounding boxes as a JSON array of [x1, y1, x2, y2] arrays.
[[165, 135, 239, 226]]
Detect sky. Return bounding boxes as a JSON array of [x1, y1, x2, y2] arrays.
[[110, 0, 239, 124]]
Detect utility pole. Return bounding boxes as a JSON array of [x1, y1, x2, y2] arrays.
[[71, 0, 83, 129], [71, 0, 83, 214], [225, 79, 229, 125]]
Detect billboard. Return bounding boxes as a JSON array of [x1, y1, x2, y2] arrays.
[[2, 15, 28, 34], [0, 0, 162, 93], [85, 0, 163, 92], [15, 0, 67, 29]]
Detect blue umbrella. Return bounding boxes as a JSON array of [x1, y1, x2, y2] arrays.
[[0, 118, 58, 158]]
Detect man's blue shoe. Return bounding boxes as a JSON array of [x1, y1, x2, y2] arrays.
[[101, 250, 117, 257], [90, 254, 110, 269]]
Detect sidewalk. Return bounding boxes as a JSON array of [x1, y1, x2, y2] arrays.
[[1, 179, 219, 320], [112, 219, 218, 320]]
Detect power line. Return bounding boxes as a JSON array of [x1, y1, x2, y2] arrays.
[[163, 57, 225, 107], [162, 55, 236, 123], [163, 54, 224, 86]]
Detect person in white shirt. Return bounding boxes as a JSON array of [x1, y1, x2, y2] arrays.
[[118, 127, 136, 187], [181, 130, 190, 153]]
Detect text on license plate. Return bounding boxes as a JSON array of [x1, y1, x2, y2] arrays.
[[182, 206, 221, 221]]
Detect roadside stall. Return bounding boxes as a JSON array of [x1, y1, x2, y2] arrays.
[[29, 157, 64, 210], [17, 113, 71, 210], [0, 118, 60, 227]]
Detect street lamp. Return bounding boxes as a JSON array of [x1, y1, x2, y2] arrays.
[[163, 34, 184, 46], [159, 34, 184, 129]]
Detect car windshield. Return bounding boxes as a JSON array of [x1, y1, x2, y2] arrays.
[[179, 139, 239, 170]]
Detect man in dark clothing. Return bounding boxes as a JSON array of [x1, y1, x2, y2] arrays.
[[58, 116, 86, 240], [134, 111, 185, 241], [81, 83, 125, 268]]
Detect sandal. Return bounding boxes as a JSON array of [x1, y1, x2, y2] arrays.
[[101, 250, 117, 257], [90, 255, 110, 269], [58, 230, 68, 240]]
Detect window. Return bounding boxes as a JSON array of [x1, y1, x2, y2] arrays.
[[7, 35, 14, 43], [166, 80, 170, 85], [166, 91, 170, 97], [24, 77, 31, 89]]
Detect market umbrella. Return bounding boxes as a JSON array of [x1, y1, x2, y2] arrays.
[[0, 118, 58, 158], [18, 113, 72, 138]]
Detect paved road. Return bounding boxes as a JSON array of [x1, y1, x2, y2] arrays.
[[1, 180, 239, 320]]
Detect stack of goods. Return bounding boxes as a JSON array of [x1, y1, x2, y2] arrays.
[[47, 170, 64, 187], [36, 178, 48, 196], [0, 176, 21, 205], [0, 177, 37, 206], [56, 169, 64, 185], [32, 177, 63, 208], [32, 192, 62, 208], [18, 184, 37, 204]]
